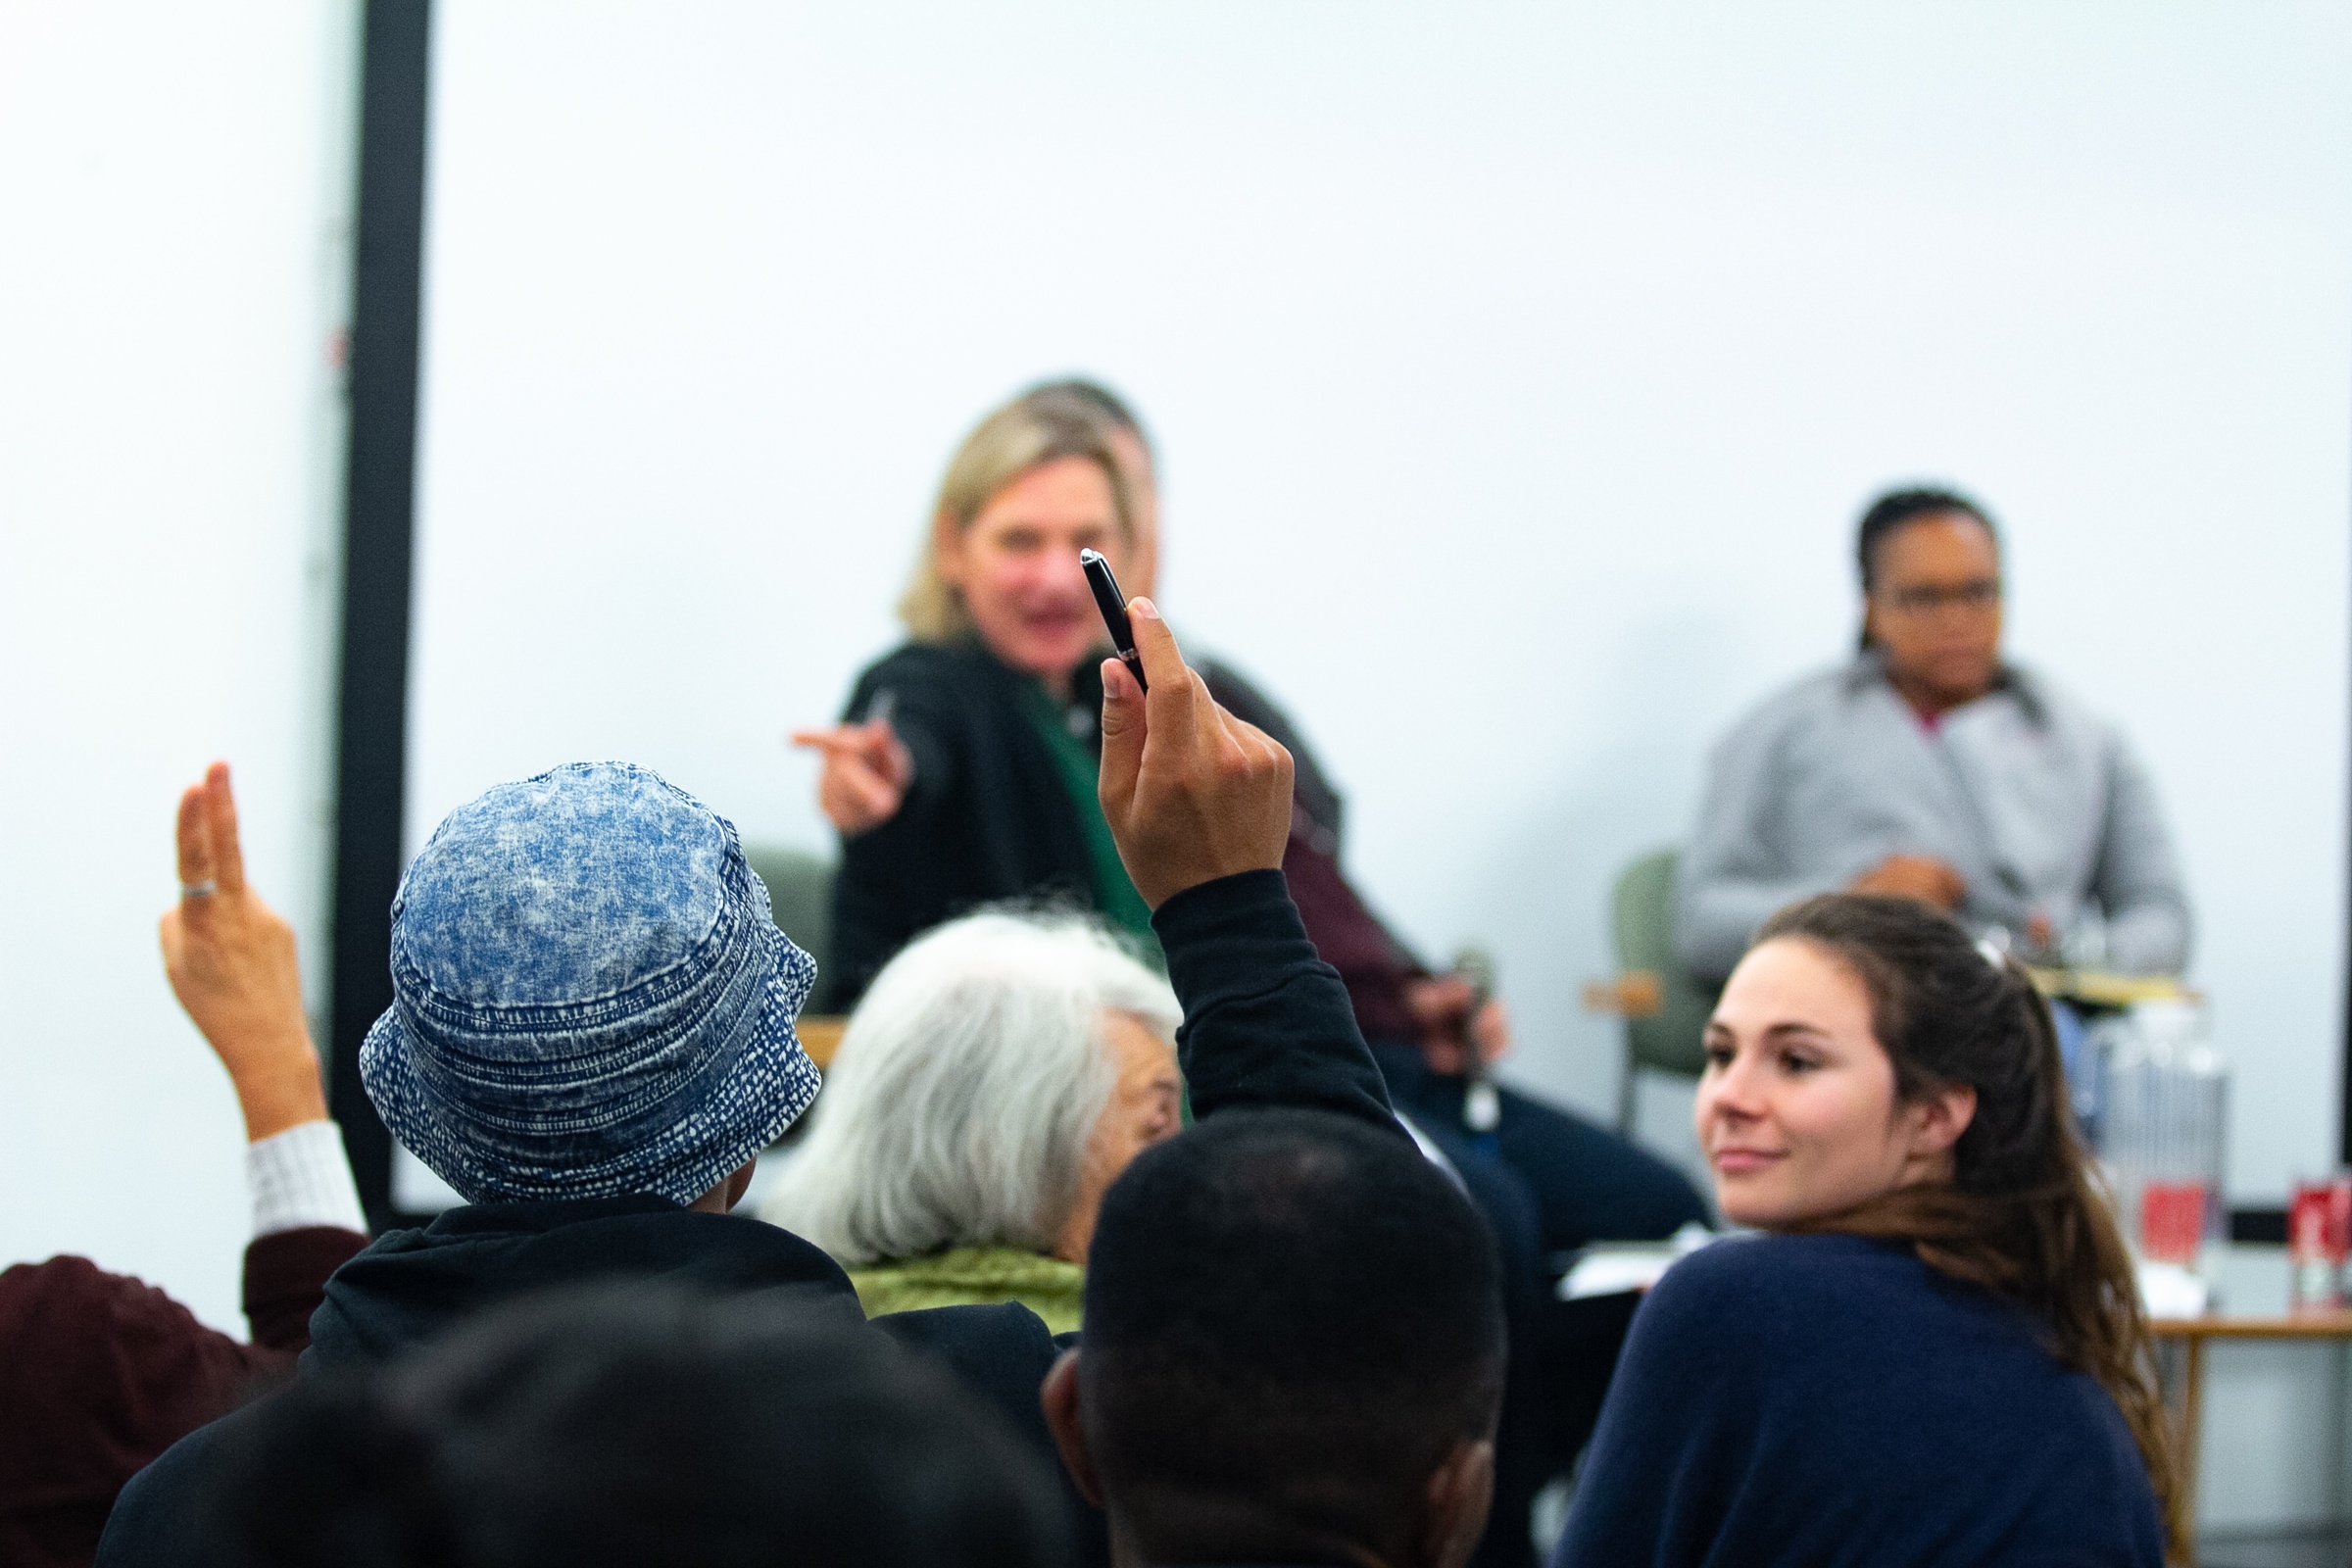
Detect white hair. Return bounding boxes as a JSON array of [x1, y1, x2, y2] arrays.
[[762, 910, 1180, 1265]]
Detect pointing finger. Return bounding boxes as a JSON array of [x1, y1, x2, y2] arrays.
[[839, 767, 899, 823]]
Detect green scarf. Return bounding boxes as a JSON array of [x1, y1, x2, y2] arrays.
[[1019, 680, 1159, 956], [847, 1247, 1087, 1335]]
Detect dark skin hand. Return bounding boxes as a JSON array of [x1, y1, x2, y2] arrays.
[[1096, 597, 1294, 910], [1061, 614, 1504, 1567], [1847, 853, 1968, 912], [1405, 975, 1512, 1077], [1846, 857, 2055, 950]]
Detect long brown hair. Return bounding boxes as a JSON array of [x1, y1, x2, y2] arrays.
[[1755, 895, 2184, 1555]]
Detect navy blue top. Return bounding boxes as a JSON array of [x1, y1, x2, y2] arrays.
[[1552, 1233, 2164, 1568]]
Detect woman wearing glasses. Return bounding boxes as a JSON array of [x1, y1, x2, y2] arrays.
[[1674, 487, 2190, 983]]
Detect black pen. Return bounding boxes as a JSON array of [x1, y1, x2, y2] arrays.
[[1079, 549, 1147, 694]]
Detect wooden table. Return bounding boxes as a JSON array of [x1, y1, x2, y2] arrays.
[[798, 1014, 848, 1070], [2149, 1307, 2352, 1534]]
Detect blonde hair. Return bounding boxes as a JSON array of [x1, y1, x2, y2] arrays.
[[898, 390, 1135, 642]]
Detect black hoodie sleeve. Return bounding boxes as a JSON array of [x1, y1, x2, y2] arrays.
[[1152, 868, 1402, 1139]]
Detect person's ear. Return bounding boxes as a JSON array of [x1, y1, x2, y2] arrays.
[[686, 1159, 760, 1214], [1905, 1082, 1978, 1157], [1039, 1350, 1106, 1507], [933, 511, 969, 590], [1414, 1437, 1494, 1568]]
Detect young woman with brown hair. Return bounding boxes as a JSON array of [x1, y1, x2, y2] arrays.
[[1554, 893, 2177, 1567]]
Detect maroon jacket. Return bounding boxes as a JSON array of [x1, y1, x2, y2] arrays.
[[0, 1227, 367, 1568], [1200, 660, 1428, 1047]]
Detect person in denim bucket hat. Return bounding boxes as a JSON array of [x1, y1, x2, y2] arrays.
[[362, 761, 820, 1208], [104, 607, 1416, 1568]]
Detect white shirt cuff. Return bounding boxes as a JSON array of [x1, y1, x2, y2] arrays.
[[247, 1119, 368, 1239]]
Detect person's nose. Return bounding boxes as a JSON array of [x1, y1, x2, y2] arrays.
[[1706, 1052, 1768, 1124], [1040, 546, 1092, 602]]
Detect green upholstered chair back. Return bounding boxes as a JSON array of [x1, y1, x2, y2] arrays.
[[1611, 849, 1720, 1123], [742, 843, 836, 998]]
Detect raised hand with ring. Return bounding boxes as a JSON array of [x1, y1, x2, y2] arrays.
[[161, 762, 328, 1142]]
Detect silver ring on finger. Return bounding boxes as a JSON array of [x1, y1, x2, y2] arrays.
[[180, 880, 219, 900]]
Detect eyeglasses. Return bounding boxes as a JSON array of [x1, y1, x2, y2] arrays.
[[1879, 578, 2001, 615]]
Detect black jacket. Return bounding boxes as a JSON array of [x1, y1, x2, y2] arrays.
[[827, 640, 1359, 1009], [98, 870, 1396, 1567], [829, 642, 1105, 1006]]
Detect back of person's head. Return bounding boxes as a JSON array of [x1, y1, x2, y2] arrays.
[[215, 1285, 1073, 1568], [1021, 378, 1150, 454], [1758, 894, 2182, 1549], [901, 389, 1135, 642], [763, 910, 1178, 1265], [1071, 1109, 1504, 1568], [360, 761, 821, 1207]]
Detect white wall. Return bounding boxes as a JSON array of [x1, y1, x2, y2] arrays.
[[0, 3, 358, 1331], [408, 2, 2352, 1203]]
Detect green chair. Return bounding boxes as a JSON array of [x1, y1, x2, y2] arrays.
[[741, 843, 836, 998], [1609, 848, 1721, 1131]]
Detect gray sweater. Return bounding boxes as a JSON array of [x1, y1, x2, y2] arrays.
[[1674, 655, 2190, 981]]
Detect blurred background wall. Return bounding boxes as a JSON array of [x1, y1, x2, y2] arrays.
[[0, 2, 360, 1331], [407, 3, 2352, 1198]]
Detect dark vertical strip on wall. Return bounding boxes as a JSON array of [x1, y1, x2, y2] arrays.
[[330, 0, 432, 1229]]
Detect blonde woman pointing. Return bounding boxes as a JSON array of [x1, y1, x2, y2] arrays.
[[794, 392, 1152, 1005]]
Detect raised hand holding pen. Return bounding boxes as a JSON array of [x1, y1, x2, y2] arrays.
[[1096, 597, 1294, 909]]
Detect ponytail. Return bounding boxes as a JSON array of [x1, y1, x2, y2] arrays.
[[1759, 896, 2185, 1557]]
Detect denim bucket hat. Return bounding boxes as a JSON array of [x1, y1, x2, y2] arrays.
[[360, 761, 820, 1205]]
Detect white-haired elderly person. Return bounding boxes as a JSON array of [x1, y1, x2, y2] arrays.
[[762, 911, 1181, 1333]]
